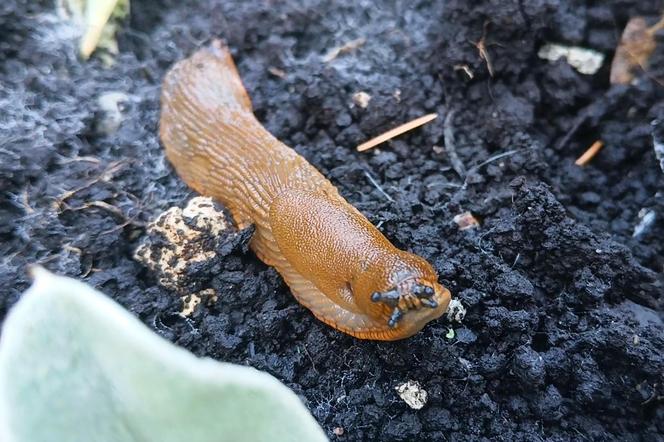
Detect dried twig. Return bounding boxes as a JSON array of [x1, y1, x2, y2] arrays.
[[575, 140, 604, 166], [55, 160, 126, 206], [363, 170, 394, 202], [64, 198, 145, 235], [473, 22, 495, 77], [68, 200, 126, 218], [19, 188, 34, 214], [357, 113, 438, 152], [453, 64, 474, 79], [468, 149, 519, 173], [267, 67, 286, 78], [322, 37, 366, 62], [443, 111, 467, 178], [633, 209, 656, 238], [555, 98, 608, 150], [58, 156, 102, 165]]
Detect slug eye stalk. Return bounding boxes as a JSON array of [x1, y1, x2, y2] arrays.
[[371, 282, 439, 328]]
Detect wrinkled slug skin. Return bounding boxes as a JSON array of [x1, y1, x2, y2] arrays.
[[159, 40, 451, 340]]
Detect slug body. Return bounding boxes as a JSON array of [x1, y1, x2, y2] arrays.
[[159, 40, 451, 340]]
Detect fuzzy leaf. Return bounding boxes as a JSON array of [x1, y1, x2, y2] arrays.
[[0, 267, 327, 442]]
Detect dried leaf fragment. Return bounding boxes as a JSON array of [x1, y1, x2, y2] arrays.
[[538, 43, 605, 75], [610, 16, 664, 85]]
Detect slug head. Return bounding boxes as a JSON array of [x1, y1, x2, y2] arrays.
[[353, 250, 451, 340]]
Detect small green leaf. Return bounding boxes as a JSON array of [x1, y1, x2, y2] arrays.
[[0, 267, 327, 442]]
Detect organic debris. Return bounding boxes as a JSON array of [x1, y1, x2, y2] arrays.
[[179, 289, 218, 317], [610, 16, 664, 84], [395, 381, 428, 410], [322, 37, 366, 62], [357, 113, 438, 152], [268, 67, 287, 78], [575, 140, 604, 166], [453, 64, 474, 79], [453, 211, 480, 230], [59, 0, 130, 61], [538, 43, 605, 75], [443, 111, 467, 177], [633, 209, 657, 238], [473, 22, 495, 76], [363, 170, 394, 202], [179, 293, 202, 317], [134, 197, 235, 291], [446, 299, 467, 323], [352, 91, 371, 109]]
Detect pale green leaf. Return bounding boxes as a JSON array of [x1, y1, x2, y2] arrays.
[[0, 267, 327, 442]]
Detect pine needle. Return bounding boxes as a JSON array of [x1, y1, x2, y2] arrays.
[[357, 113, 438, 152], [575, 140, 604, 166]]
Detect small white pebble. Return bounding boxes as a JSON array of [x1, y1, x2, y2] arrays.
[[453, 211, 480, 231], [96, 91, 131, 135], [352, 91, 371, 109], [446, 299, 466, 323], [395, 380, 428, 410]]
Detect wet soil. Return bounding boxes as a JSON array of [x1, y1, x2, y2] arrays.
[[1, 0, 663, 440]]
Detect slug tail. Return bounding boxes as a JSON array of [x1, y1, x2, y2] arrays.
[[159, 40, 295, 227], [162, 39, 253, 114]]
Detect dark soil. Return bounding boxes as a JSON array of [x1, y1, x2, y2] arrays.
[[2, 0, 663, 440]]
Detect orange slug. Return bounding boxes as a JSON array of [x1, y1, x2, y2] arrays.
[[159, 40, 451, 340]]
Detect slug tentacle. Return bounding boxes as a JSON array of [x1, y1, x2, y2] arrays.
[[159, 39, 451, 340]]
